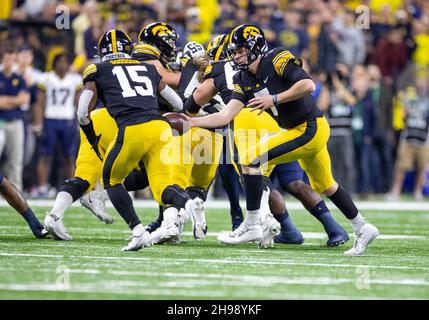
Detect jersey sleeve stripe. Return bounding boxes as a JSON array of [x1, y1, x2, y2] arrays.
[[83, 69, 96, 79], [274, 53, 293, 76], [82, 64, 97, 80], [279, 59, 290, 75], [272, 51, 289, 66], [133, 44, 160, 58]]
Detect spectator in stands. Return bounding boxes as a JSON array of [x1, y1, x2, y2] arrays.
[[386, 75, 429, 201], [332, 9, 366, 68], [367, 64, 395, 193], [351, 65, 376, 197], [373, 26, 409, 87], [318, 65, 357, 192], [0, 48, 30, 190], [317, 9, 339, 73], [278, 10, 309, 59], [185, 6, 211, 45], [250, 3, 279, 48], [213, 0, 240, 35], [11, 0, 57, 22], [83, 3, 103, 61], [32, 53, 81, 198]]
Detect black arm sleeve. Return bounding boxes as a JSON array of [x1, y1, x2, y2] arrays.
[[184, 95, 202, 114]]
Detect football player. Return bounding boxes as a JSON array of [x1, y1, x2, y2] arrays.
[[185, 34, 349, 247], [0, 173, 47, 238], [188, 25, 379, 256], [33, 52, 82, 198], [187, 35, 245, 231], [77, 29, 204, 251], [133, 23, 217, 242]]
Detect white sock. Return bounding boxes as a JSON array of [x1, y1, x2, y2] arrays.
[[185, 199, 193, 213], [246, 209, 261, 225], [51, 191, 74, 219], [350, 213, 366, 232], [163, 207, 178, 224], [132, 223, 144, 235]]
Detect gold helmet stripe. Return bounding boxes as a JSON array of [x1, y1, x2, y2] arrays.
[[214, 46, 223, 61], [111, 30, 117, 54]]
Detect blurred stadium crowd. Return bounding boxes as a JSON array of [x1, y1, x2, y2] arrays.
[[0, 0, 429, 200]]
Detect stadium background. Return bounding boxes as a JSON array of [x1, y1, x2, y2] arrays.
[[1, 0, 429, 200]]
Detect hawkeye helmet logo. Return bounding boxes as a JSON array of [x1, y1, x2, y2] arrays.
[[152, 25, 172, 37], [243, 26, 260, 39]]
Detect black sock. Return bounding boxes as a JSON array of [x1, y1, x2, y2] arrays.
[[106, 184, 141, 229], [274, 209, 299, 232], [310, 200, 342, 234], [161, 185, 191, 209], [157, 205, 164, 221], [186, 186, 208, 201], [243, 174, 263, 211], [328, 185, 358, 219], [21, 208, 43, 232]]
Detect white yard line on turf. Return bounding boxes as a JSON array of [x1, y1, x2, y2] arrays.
[[0, 280, 426, 300], [0, 225, 426, 240], [1, 267, 426, 287], [1, 252, 428, 271], [2, 199, 429, 211]]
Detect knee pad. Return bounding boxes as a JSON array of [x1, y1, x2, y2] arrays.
[[59, 177, 90, 201], [186, 186, 208, 202], [123, 169, 149, 192]]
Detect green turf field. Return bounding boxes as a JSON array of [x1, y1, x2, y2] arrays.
[[0, 202, 428, 299]]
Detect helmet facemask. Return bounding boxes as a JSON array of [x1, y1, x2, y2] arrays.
[[158, 33, 179, 64], [226, 34, 267, 70]]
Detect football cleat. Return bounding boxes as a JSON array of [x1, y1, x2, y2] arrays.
[[188, 197, 207, 240], [274, 229, 304, 244], [327, 229, 349, 247], [122, 225, 152, 251], [80, 190, 113, 224], [218, 222, 263, 245], [32, 227, 48, 239], [44, 213, 73, 241], [150, 207, 181, 244], [259, 213, 281, 249], [344, 223, 379, 256]]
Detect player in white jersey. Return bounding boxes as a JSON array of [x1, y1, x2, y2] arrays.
[[32, 53, 82, 198]]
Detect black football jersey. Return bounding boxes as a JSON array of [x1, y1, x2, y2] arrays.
[[179, 58, 223, 115], [204, 60, 238, 104], [230, 47, 322, 129], [132, 43, 179, 113], [82, 58, 165, 127], [177, 57, 199, 101]]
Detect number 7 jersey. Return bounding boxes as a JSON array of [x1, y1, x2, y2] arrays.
[[82, 58, 166, 127]]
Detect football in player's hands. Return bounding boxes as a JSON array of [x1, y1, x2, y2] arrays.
[[163, 112, 190, 135]]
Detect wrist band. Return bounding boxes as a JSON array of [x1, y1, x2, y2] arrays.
[[272, 94, 278, 107]]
